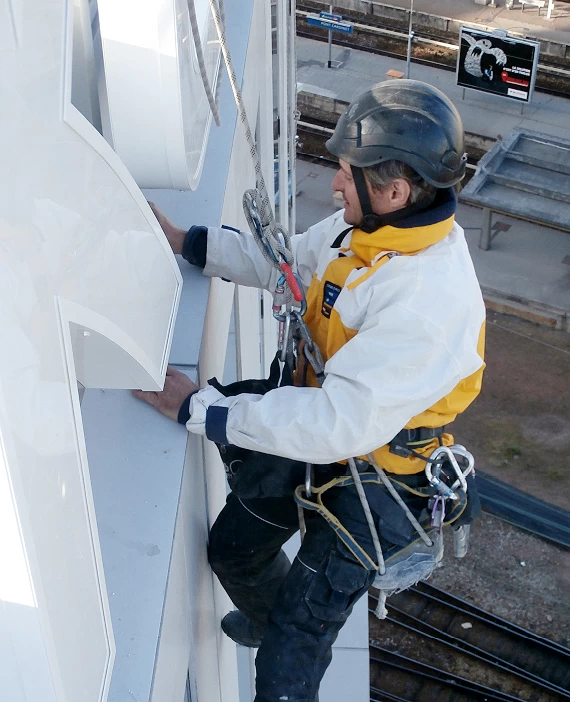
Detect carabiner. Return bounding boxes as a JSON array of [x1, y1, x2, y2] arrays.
[[425, 444, 473, 499], [279, 312, 291, 362], [447, 445, 475, 492], [425, 446, 459, 500], [305, 462, 314, 499]]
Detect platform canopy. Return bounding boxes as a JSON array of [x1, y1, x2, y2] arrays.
[[460, 128, 570, 241]]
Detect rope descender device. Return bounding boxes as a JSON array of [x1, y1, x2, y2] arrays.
[[242, 189, 307, 365], [243, 189, 304, 300]]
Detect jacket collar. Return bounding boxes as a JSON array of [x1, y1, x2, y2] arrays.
[[348, 188, 457, 264]]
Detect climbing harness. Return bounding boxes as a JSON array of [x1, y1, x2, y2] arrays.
[[288, 315, 476, 618], [207, 1, 476, 619]]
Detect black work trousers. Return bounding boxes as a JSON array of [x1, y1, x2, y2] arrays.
[[208, 483, 389, 702]]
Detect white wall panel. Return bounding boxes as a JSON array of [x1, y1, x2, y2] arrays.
[[98, 0, 220, 190], [184, 1, 277, 701], [82, 385, 195, 702], [0, 1, 181, 701], [149, 461, 194, 702]]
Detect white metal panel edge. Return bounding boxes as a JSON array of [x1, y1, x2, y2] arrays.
[[198, 0, 276, 699], [148, 433, 197, 702], [235, 0, 277, 382], [98, 0, 221, 190], [0, 1, 181, 700]]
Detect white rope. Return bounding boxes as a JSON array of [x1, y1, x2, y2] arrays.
[[347, 458, 386, 574], [208, 0, 275, 231], [207, 0, 301, 327], [188, 0, 221, 126], [367, 454, 434, 547], [213, 0, 225, 107]]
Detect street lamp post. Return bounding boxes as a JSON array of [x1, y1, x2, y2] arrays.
[[406, 0, 414, 78], [328, 4, 333, 68]]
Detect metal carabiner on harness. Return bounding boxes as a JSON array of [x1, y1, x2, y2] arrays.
[[305, 462, 314, 499], [425, 445, 474, 500], [243, 189, 307, 366], [291, 310, 325, 379], [278, 311, 292, 363], [447, 444, 475, 491]]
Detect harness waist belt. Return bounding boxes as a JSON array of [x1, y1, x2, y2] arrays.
[[389, 426, 445, 458]]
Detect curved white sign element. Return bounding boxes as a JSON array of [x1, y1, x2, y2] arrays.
[[98, 0, 221, 190], [0, 1, 182, 700]]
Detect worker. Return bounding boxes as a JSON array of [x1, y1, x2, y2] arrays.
[[134, 79, 485, 702]]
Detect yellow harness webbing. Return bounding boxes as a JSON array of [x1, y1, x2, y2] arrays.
[[294, 473, 467, 571]]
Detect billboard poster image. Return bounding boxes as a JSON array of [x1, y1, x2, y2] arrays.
[[457, 27, 540, 102]]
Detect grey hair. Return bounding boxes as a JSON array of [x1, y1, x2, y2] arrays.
[[363, 160, 437, 205]]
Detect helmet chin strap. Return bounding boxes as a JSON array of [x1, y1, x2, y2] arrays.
[[351, 166, 436, 234]]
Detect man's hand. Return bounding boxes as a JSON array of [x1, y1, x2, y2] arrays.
[[132, 366, 199, 422], [148, 201, 186, 255]]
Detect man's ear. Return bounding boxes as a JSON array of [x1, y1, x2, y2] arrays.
[[389, 178, 411, 211]]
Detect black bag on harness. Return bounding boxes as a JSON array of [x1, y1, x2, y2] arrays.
[[207, 354, 307, 499]]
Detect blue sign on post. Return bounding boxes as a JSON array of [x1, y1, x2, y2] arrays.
[[306, 13, 354, 34], [320, 11, 343, 22]]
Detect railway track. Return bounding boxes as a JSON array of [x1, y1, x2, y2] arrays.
[[369, 581, 570, 701], [296, 4, 570, 99]]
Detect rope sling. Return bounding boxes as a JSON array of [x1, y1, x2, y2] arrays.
[[200, 0, 474, 618]]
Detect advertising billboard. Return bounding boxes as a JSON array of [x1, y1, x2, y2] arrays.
[[456, 27, 540, 103]]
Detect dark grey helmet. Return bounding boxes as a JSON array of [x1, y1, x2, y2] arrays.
[[326, 79, 467, 188]]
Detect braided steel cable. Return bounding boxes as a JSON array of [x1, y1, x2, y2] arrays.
[[208, 0, 286, 252], [187, 0, 221, 126], [213, 0, 225, 107]]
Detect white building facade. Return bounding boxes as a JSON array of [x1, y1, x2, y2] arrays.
[[0, 1, 369, 701]]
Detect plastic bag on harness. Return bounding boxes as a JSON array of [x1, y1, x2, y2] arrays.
[[371, 530, 444, 619], [207, 354, 307, 499], [372, 532, 444, 594]]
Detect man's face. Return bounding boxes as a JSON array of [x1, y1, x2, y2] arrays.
[[331, 160, 363, 225], [331, 160, 402, 226]]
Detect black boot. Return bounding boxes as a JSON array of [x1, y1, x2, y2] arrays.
[[221, 610, 265, 648]]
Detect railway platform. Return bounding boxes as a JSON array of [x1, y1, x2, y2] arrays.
[[355, 0, 570, 46], [297, 35, 570, 143]]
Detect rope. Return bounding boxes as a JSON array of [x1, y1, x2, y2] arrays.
[[304, 342, 387, 576], [208, 0, 274, 229], [188, 0, 221, 126], [367, 454, 433, 547], [347, 457, 386, 574], [213, 0, 225, 107], [207, 0, 303, 311]]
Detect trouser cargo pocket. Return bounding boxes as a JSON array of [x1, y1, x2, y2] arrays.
[[305, 547, 371, 622]]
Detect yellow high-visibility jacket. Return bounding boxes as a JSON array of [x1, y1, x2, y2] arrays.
[[187, 189, 486, 474]]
